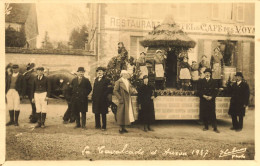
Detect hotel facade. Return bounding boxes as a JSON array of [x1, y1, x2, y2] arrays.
[[87, 3, 255, 105]]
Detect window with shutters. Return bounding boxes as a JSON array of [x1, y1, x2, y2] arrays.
[[211, 4, 220, 20], [211, 3, 234, 22], [130, 36, 146, 59], [236, 4, 245, 22]]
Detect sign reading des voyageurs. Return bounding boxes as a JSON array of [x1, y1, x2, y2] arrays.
[[105, 16, 255, 36]]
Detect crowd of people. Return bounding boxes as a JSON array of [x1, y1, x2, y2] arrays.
[[5, 42, 250, 134]]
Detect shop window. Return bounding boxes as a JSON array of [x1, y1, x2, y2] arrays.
[[236, 4, 245, 22], [130, 36, 146, 59]]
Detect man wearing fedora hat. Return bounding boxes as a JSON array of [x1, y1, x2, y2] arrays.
[[70, 67, 92, 129], [228, 72, 250, 132], [6, 64, 24, 126], [31, 67, 51, 128], [92, 67, 111, 130], [197, 68, 219, 133]]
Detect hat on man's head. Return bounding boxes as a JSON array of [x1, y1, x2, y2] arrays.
[[26, 63, 35, 70], [143, 75, 148, 80], [36, 67, 44, 71], [77, 67, 85, 72], [214, 47, 221, 52], [140, 52, 146, 55], [156, 50, 162, 53], [12, 64, 19, 69], [202, 55, 207, 58], [235, 72, 243, 78], [96, 66, 106, 72], [204, 68, 212, 74]]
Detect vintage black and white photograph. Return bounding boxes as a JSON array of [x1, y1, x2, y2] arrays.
[[2, 1, 257, 163]]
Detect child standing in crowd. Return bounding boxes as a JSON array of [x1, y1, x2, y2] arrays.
[[32, 67, 51, 128], [179, 56, 191, 91], [137, 75, 156, 132], [191, 61, 199, 91], [6, 64, 23, 126]]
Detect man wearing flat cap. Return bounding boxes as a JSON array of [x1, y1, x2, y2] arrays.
[[197, 68, 219, 133], [31, 67, 51, 128], [70, 67, 92, 129], [6, 64, 24, 126], [228, 72, 250, 132], [92, 67, 111, 130]]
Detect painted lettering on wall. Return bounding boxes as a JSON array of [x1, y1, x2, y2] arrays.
[[105, 16, 255, 36]]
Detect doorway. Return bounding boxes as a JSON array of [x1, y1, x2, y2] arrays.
[[165, 49, 178, 88]]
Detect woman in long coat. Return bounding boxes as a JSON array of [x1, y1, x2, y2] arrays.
[[113, 70, 135, 134], [197, 68, 219, 133], [228, 72, 250, 131], [92, 67, 110, 130], [137, 75, 156, 132]]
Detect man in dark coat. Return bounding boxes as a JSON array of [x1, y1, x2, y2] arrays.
[[70, 67, 92, 129], [92, 67, 111, 130], [228, 72, 250, 132], [137, 75, 156, 132], [197, 68, 219, 133], [6, 64, 24, 126], [22, 63, 38, 123]]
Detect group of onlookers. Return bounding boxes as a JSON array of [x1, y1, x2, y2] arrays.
[[5, 42, 250, 134]]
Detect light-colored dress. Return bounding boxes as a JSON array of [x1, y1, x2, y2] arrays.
[[121, 78, 135, 122]]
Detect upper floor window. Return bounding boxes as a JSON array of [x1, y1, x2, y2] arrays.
[[170, 4, 190, 22], [211, 3, 234, 22], [236, 4, 245, 22]]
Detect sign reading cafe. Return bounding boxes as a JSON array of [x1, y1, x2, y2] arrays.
[[105, 16, 255, 36]]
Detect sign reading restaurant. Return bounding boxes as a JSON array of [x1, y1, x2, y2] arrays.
[[105, 16, 255, 36]]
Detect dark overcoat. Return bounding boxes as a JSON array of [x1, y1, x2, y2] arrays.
[[6, 73, 24, 96], [22, 70, 36, 99], [70, 77, 92, 113], [197, 78, 218, 119], [113, 78, 135, 125], [92, 76, 110, 114], [228, 81, 250, 116], [137, 84, 156, 124]]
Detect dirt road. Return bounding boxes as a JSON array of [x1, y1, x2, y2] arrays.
[[6, 100, 255, 160]]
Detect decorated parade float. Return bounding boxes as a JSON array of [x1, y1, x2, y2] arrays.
[[108, 19, 233, 120]]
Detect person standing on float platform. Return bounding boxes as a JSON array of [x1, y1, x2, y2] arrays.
[[6, 64, 24, 126], [228, 72, 250, 132], [32, 67, 51, 128], [113, 70, 135, 134], [197, 68, 219, 133], [70, 67, 92, 129], [92, 67, 111, 131]]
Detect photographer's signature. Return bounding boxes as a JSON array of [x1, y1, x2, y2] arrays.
[[219, 147, 246, 159]]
